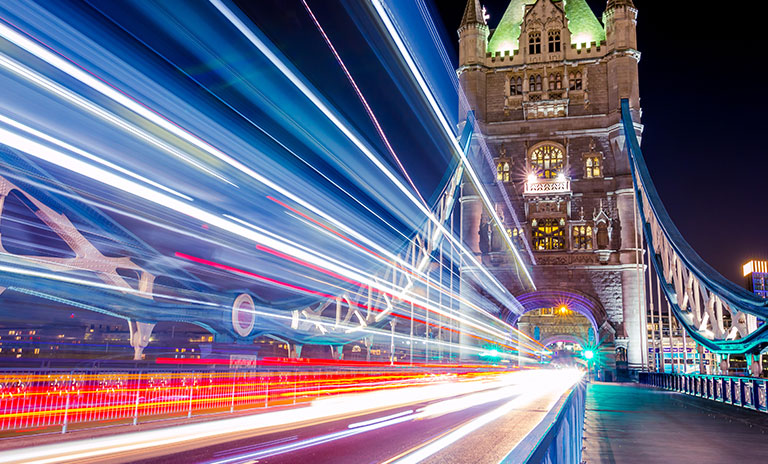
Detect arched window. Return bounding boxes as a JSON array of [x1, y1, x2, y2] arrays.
[[530, 144, 565, 179], [569, 71, 583, 90], [529, 32, 541, 55], [529, 74, 542, 92], [496, 161, 510, 182], [510, 77, 523, 96], [548, 30, 561, 53], [549, 73, 562, 91], [532, 217, 565, 250], [572, 225, 593, 250], [585, 156, 601, 178]]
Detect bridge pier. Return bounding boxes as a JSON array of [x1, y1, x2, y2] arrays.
[[129, 320, 155, 360], [290, 344, 303, 359]]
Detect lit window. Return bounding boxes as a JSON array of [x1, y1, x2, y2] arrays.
[[585, 156, 601, 178], [496, 161, 510, 182], [572, 225, 593, 250], [529, 32, 541, 54], [510, 77, 523, 96], [548, 30, 561, 53], [530, 144, 564, 179], [532, 218, 565, 250], [569, 71, 583, 90]]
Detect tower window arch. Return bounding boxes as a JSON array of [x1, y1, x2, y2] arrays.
[[529, 74, 542, 92], [569, 71, 583, 90], [528, 32, 541, 55], [549, 73, 562, 91], [532, 217, 565, 250], [496, 161, 510, 182], [572, 225, 593, 250], [510, 76, 522, 96], [585, 156, 601, 178], [530, 144, 565, 179], [548, 30, 561, 53]]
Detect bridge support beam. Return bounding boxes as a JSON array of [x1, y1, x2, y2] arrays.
[[129, 320, 155, 360], [748, 353, 763, 377]]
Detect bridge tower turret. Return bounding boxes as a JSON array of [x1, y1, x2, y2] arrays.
[[458, 0, 489, 123]]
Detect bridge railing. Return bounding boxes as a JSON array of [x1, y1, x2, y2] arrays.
[[500, 380, 586, 464], [0, 365, 486, 434], [639, 372, 768, 414]]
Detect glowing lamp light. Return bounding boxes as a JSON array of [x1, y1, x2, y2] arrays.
[[556, 173, 566, 182], [527, 173, 537, 184], [583, 349, 595, 360]]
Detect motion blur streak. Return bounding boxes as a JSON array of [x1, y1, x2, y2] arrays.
[[0, 370, 579, 464], [389, 370, 584, 464], [369, 0, 535, 287], [208, 0, 510, 297]]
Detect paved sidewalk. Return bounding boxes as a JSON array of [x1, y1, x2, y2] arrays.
[[582, 382, 768, 463]]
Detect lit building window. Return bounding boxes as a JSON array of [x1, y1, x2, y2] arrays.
[[569, 71, 583, 90], [530, 144, 565, 179], [572, 225, 593, 250], [532, 217, 565, 250], [510, 77, 522, 96], [496, 161, 510, 182], [585, 156, 601, 178], [548, 30, 561, 53], [529, 32, 541, 54], [548, 73, 563, 91]]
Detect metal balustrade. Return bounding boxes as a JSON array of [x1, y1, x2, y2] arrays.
[[0, 366, 462, 434], [639, 372, 768, 414]]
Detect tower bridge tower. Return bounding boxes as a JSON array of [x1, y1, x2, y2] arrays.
[[458, 0, 645, 373]]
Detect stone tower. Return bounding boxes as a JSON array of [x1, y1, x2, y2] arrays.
[[457, 0, 645, 372]]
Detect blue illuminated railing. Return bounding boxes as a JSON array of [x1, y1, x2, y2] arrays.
[[639, 372, 768, 414], [501, 381, 586, 464]]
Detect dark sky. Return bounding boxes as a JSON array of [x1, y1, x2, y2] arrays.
[[433, 0, 768, 284]]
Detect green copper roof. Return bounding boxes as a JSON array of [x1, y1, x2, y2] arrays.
[[564, 0, 606, 47], [487, 0, 606, 55], [486, 0, 536, 55]]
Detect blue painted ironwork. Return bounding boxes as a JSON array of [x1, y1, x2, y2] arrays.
[[639, 372, 768, 414], [501, 381, 586, 464], [621, 99, 768, 354]]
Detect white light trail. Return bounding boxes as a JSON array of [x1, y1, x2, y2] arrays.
[[368, 0, 535, 288], [208, 0, 509, 297], [0, 20, 416, 280], [0, 124, 526, 346]]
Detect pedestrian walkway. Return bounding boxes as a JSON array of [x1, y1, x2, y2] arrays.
[[582, 382, 768, 463]]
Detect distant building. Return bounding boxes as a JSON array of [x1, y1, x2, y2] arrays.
[[743, 260, 768, 299]]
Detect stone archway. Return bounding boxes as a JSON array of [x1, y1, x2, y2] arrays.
[[540, 334, 587, 348], [509, 289, 609, 343]]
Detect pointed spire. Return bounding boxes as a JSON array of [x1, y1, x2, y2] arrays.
[[460, 0, 486, 27]]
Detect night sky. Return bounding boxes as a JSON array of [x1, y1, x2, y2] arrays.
[[433, 0, 768, 284]]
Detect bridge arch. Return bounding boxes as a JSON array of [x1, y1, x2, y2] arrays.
[[509, 289, 608, 342], [540, 334, 587, 348]]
